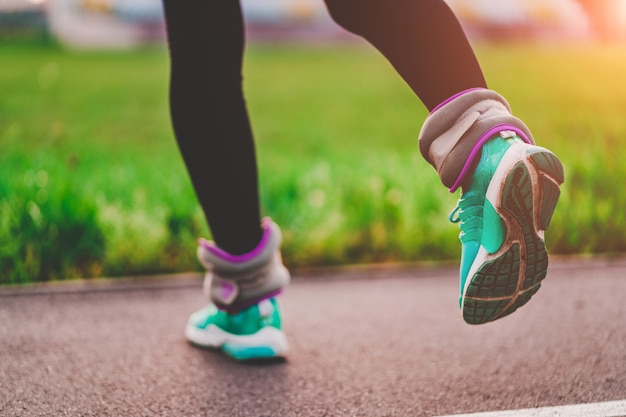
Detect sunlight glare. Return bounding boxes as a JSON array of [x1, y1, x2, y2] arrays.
[[618, 0, 626, 31]]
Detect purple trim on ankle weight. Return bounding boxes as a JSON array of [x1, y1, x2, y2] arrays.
[[218, 288, 284, 314], [200, 218, 273, 263], [430, 87, 486, 114], [448, 124, 533, 193]]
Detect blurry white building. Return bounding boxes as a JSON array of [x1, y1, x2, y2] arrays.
[[446, 0, 591, 40], [45, 0, 164, 49]]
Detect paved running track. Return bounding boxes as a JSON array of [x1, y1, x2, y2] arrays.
[[1, 257, 625, 416]]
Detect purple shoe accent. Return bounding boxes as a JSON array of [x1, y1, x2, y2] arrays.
[[448, 124, 533, 193], [218, 289, 284, 314], [200, 217, 273, 264], [429, 87, 486, 115], [221, 281, 237, 301]]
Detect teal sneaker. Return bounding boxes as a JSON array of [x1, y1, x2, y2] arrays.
[[185, 298, 288, 361], [451, 132, 564, 324]]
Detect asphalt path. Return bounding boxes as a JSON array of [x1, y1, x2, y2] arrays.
[[1, 257, 625, 416]]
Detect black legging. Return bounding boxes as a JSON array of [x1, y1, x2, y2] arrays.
[[162, 0, 487, 255]]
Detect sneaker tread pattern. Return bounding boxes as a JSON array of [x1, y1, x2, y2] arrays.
[[463, 150, 562, 324]]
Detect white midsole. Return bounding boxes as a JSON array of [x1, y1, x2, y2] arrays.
[[185, 324, 289, 355]]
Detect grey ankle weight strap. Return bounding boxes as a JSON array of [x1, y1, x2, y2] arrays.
[[197, 219, 290, 311], [418, 89, 534, 191]]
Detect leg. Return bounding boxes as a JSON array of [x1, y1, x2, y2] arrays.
[[324, 0, 486, 110], [324, 0, 564, 324], [163, 0, 261, 255], [163, 0, 289, 359]]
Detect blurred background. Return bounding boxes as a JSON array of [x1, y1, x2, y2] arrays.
[[4, 0, 626, 46], [2, 0, 626, 283]]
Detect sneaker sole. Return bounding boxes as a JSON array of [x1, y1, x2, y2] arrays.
[[461, 143, 564, 325], [185, 324, 289, 361]]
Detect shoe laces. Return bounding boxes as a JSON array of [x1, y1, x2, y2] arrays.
[[449, 192, 484, 243]]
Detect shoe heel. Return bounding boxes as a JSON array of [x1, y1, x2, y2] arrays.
[[528, 149, 565, 184], [528, 150, 564, 230], [538, 177, 561, 230]]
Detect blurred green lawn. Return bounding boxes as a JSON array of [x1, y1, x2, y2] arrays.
[[2, 40, 626, 283]]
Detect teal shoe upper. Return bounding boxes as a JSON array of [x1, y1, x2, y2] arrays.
[[451, 135, 523, 304], [189, 298, 283, 336]]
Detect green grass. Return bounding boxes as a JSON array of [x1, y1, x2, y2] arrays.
[[2, 40, 626, 283]]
